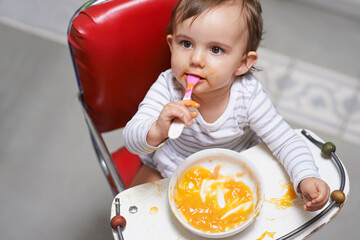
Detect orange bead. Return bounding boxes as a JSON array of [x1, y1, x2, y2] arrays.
[[110, 215, 126, 230]]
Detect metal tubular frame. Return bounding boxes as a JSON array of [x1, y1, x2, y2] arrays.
[[68, 0, 126, 196], [67, 0, 109, 35], [275, 129, 346, 240], [79, 94, 126, 195]]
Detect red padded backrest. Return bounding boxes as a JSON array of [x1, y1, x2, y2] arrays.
[[68, 0, 177, 133]]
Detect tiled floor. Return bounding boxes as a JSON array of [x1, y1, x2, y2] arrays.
[[254, 48, 360, 145], [0, 0, 359, 239]]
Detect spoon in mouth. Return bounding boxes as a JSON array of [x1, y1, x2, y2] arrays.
[[168, 74, 200, 139]]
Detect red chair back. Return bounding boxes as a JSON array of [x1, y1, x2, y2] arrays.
[[68, 0, 177, 133], [68, 0, 178, 193]]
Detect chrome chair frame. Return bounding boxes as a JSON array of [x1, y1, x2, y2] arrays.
[[68, 0, 126, 196]]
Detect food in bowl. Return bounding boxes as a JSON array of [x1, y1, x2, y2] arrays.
[[175, 165, 255, 232], [169, 149, 264, 238]]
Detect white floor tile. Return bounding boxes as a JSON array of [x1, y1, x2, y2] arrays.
[[343, 90, 360, 144], [254, 48, 295, 106], [278, 60, 358, 137], [255, 47, 360, 146]]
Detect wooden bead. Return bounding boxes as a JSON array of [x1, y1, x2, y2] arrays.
[[111, 215, 126, 230], [331, 190, 346, 204], [321, 142, 336, 156]]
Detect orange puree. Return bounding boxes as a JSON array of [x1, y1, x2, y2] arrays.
[[185, 83, 194, 93], [257, 231, 276, 240], [267, 183, 298, 210], [174, 165, 254, 233], [149, 206, 158, 215]]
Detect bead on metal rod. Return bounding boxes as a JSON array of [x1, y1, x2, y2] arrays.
[[275, 130, 346, 240], [115, 198, 125, 240]]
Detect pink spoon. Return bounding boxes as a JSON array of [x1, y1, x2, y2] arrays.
[[168, 74, 200, 139]]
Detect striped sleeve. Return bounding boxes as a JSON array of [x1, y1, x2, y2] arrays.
[[245, 79, 321, 192], [123, 71, 172, 155]]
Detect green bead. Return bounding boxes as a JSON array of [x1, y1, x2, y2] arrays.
[[321, 142, 336, 155]]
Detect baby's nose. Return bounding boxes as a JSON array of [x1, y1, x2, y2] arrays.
[[190, 50, 205, 68]]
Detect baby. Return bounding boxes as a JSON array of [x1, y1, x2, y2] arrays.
[[124, 0, 329, 211]]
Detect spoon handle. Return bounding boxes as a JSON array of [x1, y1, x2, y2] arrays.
[[168, 119, 185, 139], [168, 75, 200, 139]]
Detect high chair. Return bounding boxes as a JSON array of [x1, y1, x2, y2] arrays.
[[67, 0, 178, 195], [68, 1, 350, 239]]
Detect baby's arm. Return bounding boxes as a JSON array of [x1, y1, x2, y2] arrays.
[[245, 80, 329, 211], [298, 177, 330, 211], [124, 71, 199, 154], [146, 100, 199, 146]]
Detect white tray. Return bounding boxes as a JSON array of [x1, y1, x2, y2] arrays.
[[110, 129, 350, 239]]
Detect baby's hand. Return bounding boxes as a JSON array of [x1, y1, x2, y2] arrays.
[[146, 100, 200, 146], [298, 177, 330, 211]]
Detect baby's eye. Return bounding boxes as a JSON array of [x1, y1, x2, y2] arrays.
[[211, 46, 223, 54], [181, 40, 192, 48]]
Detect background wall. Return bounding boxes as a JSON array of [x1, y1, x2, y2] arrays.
[[0, 0, 87, 42], [1, 0, 360, 42], [297, 0, 360, 20]]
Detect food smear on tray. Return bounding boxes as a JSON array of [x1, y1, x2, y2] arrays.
[[257, 231, 276, 240], [256, 231, 276, 240], [267, 182, 299, 210], [173, 165, 255, 233], [149, 206, 158, 215]]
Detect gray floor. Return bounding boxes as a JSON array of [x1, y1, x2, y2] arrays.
[[0, 0, 359, 239]]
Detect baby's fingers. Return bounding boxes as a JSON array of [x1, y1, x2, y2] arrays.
[[304, 184, 330, 211], [184, 100, 200, 108], [312, 187, 329, 203], [190, 111, 198, 119], [304, 196, 329, 211], [160, 100, 200, 128], [160, 103, 191, 126]]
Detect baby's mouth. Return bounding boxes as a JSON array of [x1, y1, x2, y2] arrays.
[[185, 73, 205, 81]]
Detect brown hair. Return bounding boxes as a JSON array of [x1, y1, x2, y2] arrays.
[[167, 0, 263, 73]]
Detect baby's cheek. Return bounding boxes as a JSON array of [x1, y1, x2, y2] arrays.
[[207, 66, 218, 76]]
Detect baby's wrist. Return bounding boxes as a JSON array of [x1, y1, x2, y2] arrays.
[[297, 177, 316, 196], [146, 121, 168, 147]]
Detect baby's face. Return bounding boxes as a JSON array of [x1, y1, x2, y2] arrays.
[[167, 4, 254, 99]]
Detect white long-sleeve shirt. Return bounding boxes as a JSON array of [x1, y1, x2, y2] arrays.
[[123, 69, 320, 190]]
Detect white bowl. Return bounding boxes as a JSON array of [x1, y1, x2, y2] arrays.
[[168, 148, 264, 238]]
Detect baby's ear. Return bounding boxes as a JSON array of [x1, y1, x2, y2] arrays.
[[166, 34, 173, 53], [234, 51, 258, 76]]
